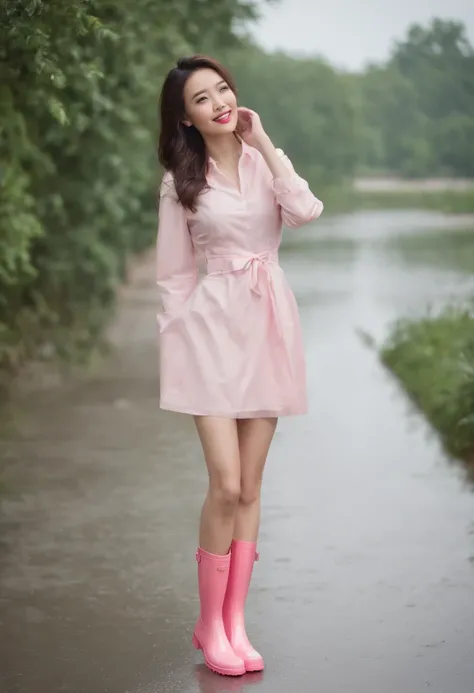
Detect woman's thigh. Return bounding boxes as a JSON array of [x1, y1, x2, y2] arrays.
[[194, 416, 241, 492], [237, 417, 278, 495]]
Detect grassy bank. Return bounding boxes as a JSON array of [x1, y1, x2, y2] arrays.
[[316, 182, 474, 215], [354, 189, 474, 214], [380, 303, 474, 465]]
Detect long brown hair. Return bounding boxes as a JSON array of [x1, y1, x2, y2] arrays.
[[157, 55, 237, 212]]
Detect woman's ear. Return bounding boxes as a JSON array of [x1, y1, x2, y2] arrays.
[[182, 118, 192, 128]]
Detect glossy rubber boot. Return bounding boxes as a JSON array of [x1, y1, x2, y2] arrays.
[[192, 547, 246, 677], [223, 540, 264, 672]]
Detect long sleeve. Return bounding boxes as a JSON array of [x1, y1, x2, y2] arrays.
[[156, 172, 198, 317], [271, 149, 324, 228]]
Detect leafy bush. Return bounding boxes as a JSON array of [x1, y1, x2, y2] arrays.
[[0, 0, 259, 377], [381, 303, 474, 461]]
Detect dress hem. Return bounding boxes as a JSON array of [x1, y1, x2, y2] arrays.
[[159, 400, 307, 418]]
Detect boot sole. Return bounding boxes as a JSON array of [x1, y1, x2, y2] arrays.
[[192, 634, 246, 677]]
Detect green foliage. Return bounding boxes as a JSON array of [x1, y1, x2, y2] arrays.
[[356, 19, 474, 178], [431, 115, 474, 177], [381, 304, 474, 462], [0, 0, 261, 376]]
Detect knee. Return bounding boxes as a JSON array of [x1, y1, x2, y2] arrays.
[[211, 480, 241, 513], [239, 482, 261, 507]]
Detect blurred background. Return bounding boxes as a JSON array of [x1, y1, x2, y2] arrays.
[[1, 2, 474, 692], [1, 0, 473, 380]]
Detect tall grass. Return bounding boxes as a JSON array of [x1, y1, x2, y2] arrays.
[[381, 302, 474, 463]]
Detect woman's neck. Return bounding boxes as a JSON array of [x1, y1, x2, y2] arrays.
[[205, 133, 242, 167]]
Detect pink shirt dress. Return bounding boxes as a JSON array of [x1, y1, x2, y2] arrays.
[[155, 142, 324, 418]]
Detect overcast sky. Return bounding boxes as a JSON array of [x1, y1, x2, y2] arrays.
[[251, 0, 474, 70]]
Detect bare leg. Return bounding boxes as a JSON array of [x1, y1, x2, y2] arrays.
[[221, 417, 277, 672], [192, 416, 246, 677], [194, 416, 241, 555], [233, 417, 278, 541]]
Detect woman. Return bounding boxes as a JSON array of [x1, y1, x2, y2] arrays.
[[156, 55, 323, 677]]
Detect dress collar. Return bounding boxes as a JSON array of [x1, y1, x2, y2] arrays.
[[207, 137, 253, 172]]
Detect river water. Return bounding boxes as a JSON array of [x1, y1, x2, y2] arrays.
[[1, 209, 474, 693]]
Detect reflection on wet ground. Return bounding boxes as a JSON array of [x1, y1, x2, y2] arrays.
[[1, 210, 474, 693]]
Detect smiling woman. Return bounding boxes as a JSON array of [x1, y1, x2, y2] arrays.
[[155, 54, 323, 678], [158, 56, 240, 211], [185, 76, 236, 126]]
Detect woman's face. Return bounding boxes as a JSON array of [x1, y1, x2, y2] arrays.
[[182, 68, 238, 138]]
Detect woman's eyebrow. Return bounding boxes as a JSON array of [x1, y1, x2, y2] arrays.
[[192, 80, 226, 100]]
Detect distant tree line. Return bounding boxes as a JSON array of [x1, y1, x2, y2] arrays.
[[222, 18, 474, 181], [355, 19, 474, 177]]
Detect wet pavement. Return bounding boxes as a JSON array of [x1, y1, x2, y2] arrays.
[[1, 210, 474, 693]]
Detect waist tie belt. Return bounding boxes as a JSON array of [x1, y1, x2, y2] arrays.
[[205, 250, 279, 295], [205, 250, 294, 382]]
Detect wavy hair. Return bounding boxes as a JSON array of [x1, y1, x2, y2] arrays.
[[157, 55, 237, 212]]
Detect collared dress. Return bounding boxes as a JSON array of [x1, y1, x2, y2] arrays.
[[155, 141, 324, 418]]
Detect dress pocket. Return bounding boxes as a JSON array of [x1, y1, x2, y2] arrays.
[[157, 292, 195, 334]]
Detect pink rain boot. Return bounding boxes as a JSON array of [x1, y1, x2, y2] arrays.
[[192, 548, 246, 677], [223, 540, 264, 672]]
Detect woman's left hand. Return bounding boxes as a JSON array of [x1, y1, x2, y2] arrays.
[[236, 107, 268, 149]]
